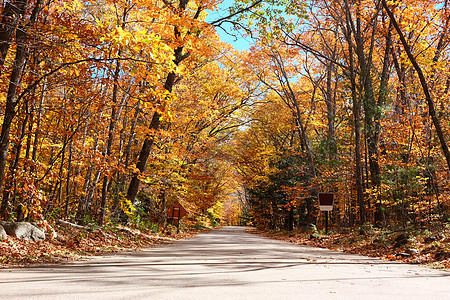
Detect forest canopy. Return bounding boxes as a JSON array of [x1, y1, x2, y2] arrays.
[[0, 0, 448, 231]]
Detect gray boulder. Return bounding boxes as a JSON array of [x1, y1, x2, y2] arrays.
[[0, 224, 6, 240], [0, 221, 45, 241]]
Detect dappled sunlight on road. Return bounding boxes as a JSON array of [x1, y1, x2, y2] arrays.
[[1, 227, 449, 299]]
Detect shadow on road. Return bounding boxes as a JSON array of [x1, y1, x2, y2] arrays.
[[1, 226, 449, 300]]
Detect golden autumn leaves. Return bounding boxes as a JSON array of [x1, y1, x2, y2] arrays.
[[0, 0, 448, 231]]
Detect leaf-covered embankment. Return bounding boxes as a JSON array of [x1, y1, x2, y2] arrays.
[[0, 223, 205, 268], [247, 225, 450, 270]]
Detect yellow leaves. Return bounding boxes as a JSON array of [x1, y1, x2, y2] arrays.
[[21, 204, 29, 219], [207, 201, 224, 220], [139, 175, 154, 185], [115, 26, 126, 42], [118, 193, 136, 218], [63, 0, 84, 11]]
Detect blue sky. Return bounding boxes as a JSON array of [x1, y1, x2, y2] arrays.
[[215, 27, 253, 51], [205, 0, 254, 51]]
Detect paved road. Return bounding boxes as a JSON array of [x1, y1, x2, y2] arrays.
[[1, 226, 449, 299]]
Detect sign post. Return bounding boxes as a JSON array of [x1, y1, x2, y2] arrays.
[[318, 193, 334, 234], [167, 201, 187, 234]]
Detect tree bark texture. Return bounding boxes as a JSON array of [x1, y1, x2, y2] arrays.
[[0, 0, 43, 219], [344, 0, 366, 223]]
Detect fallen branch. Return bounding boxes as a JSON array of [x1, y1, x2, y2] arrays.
[[56, 219, 90, 230], [56, 219, 116, 240]]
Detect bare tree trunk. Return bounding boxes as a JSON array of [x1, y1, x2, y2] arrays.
[[0, 0, 29, 67], [0, 24, 29, 219], [86, 169, 102, 220], [343, 0, 365, 223], [0, 0, 42, 219], [351, 1, 383, 222], [64, 140, 73, 217], [124, 102, 140, 169], [374, 20, 393, 226], [31, 82, 46, 166], [391, 48, 409, 113], [126, 110, 161, 203], [261, 51, 316, 177], [100, 59, 121, 225], [283, 66, 316, 177], [325, 57, 337, 158], [2, 107, 29, 220], [56, 135, 67, 212]]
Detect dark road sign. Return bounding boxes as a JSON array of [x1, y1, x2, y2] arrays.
[[318, 193, 334, 211], [168, 201, 187, 220]]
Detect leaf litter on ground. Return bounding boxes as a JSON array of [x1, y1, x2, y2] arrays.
[[246, 225, 450, 270], [0, 222, 205, 268]]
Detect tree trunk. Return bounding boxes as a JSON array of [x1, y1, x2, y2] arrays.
[[1, 108, 28, 219], [126, 47, 185, 203], [126, 110, 161, 203], [374, 20, 393, 226], [352, 1, 383, 212], [0, 0, 42, 219], [77, 134, 100, 221], [267, 51, 316, 177], [31, 81, 46, 166], [0, 23, 29, 219], [0, 0, 29, 67], [64, 140, 73, 218], [100, 7, 130, 224], [100, 59, 121, 225], [343, 0, 365, 223], [56, 135, 67, 211], [126, 0, 193, 204], [382, 0, 450, 173], [325, 58, 337, 158]]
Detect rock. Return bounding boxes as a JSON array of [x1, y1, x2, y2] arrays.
[[424, 234, 444, 243], [0, 221, 45, 241], [0, 225, 6, 240], [396, 253, 410, 258], [406, 248, 419, 255], [434, 251, 450, 260]]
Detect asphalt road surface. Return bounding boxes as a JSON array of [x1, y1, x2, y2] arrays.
[[1, 226, 449, 299]]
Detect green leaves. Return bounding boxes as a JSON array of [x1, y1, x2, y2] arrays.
[[228, 0, 307, 41]]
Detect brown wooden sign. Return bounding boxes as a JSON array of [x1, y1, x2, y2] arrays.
[[318, 193, 334, 211], [168, 201, 187, 220]]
